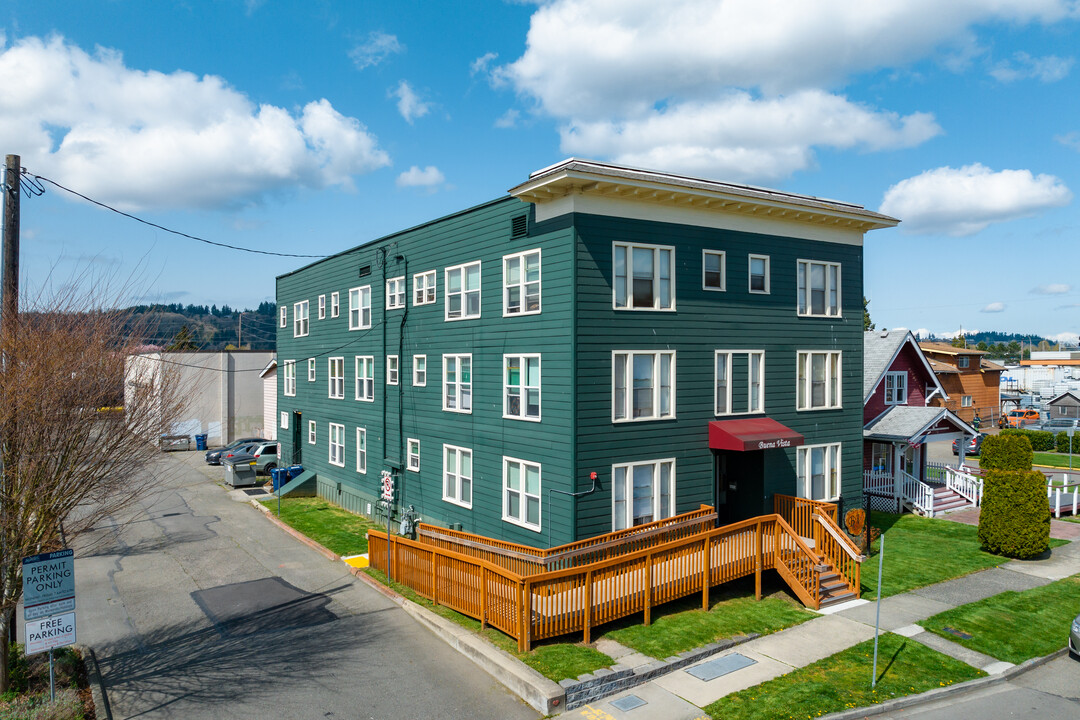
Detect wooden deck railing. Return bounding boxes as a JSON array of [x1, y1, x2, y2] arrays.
[[772, 494, 837, 542], [774, 494, 861, 601]]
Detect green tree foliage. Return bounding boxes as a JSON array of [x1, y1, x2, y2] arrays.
[[981, 433, 1034, 469], [951, 334, 967, 348], [166, 324, 199, 351], [863, 296, 874, 331], [1000, 428, 1055, 452], [978, 469, 1050, 559], [976, 341, 988, 351]]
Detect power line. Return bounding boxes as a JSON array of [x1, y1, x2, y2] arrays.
[[24, 169, 331, 259]]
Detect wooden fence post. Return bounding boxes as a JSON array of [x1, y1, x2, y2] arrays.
[[645, 553, 653, 626], [480, 567, 486, 630], [517, 581, 527, 653], [584, 569, 593, 644], [431, 550, 439, 606], [523, 580, 532, 653], [701, 537, 709, 610], [755, 520, 763, 601]]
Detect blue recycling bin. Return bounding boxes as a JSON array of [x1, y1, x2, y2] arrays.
[[194, 434, 208, 451], [271, 467, 288, 492], [286, 464, 304, 480]]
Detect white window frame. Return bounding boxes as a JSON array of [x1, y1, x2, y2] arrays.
[[308, 358, 316, 382], [442, 354, 473, 414], [503, 249, 542, 317], [330, 291, 340, 318], [279, 306, 287, 328], [413, 270, 437, 305], [749, 254, 771, 294], [387, 355, 399, 385], [702, 250, 726, 292], [355, 355, 374, 402], [503, 354, 541, 422], [797, 259, 841, 317], [280, 411, 288, 429], [884, 371, 907, 405], [413, 354, 427, 387], [445, 261, 482, 321], [328, 357, 344, 399], [714, 350, 765, 416], [356, 427, 367, 474], [307, 420, 316, 445], [293, 300, 309, 337], [442, 444, 473, 508], [407, 438, 420, 472], [612, 458, 676, 531], [958, 356, 970, 369], [612, 241, 675, 311], [797, 350, 843, 411], [349, 285, 372, 330], [503, 457, 542, 532], [386, 276, 406, 310], [283, 360, 296, 397], [328, 423, 345, 467], [797, 443, 841, 502], [318, 294, 326, 320], [961, 395, 973, 408], [612, 350, 676, 422]]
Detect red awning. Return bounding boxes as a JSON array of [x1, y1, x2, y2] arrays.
[[708, 418, 805, 452]]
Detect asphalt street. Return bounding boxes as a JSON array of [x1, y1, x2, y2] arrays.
[[68, 451, 539, 720]]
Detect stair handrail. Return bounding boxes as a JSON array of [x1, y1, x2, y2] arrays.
[[811, 512, 866, 563]]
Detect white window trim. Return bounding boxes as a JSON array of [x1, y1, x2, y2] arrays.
[[502, 248, 542, 317], [413, 270, 437, 306], [748, 254, 771, 294], [444, 261, 482, 321], [884, 371, 907, 406], [349, 285, 372, 331], [442, 353, 473, 414], [796, 259, 842, 317], [330, 291, 340, 318], [442, 443, 473, 509], [283, 360, 296, 397], [356, 427, 367, 474], [413, 354, 427, 387], [407, 438, 420, 472], [797, 442, 842, 502], [280, 411, 288, 429], [612, 241, 676, 311], [611, 350, 677, 423], [355, 355, 375, 402], [307, 358, 316, 382], [387, 355, 399, 385], [308, 420, 317, 445], [318, 294, 326, 320], [961, 395, 973, 408], [328, 357, 345, 399], [958, 356, 970, 369], [702, 250, 726, 292], [293, 300, 309, 337], [502, 456, 542, 532], [611, 458, 676, 531], [328, 423, 345, 467], [714, 350, 765, 416], [386, 276, 406, 310], [796, 350, 843, 411], [503, 353, 542, 422], [279, 306, 287, 328]]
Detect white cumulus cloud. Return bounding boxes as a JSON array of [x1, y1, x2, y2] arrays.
[[1032, 283, 1071, 295], [990, 52, 1073, 83], [392, 80, 431, 124], [349, 31, 404, 70], [1058, 131, 1080, 151], [981, 302, 1006, 313], [879, 164, 1072, 236], [0, 36, 389, 211], [396, 165, 445, 188], [471, 52, 498, 76]]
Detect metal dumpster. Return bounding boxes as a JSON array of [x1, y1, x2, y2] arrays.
[[224, 456, 259, 487]]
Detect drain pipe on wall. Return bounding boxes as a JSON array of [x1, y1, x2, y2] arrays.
[[395, 254, 409, 512], [546, 471, 599, 549]]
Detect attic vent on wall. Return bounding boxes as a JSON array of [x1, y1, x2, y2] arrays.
[[510, 215, 528, 238], [357, 265, 371, 278]]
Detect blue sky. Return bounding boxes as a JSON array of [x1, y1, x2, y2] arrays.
[[2, 1, 1079, 341]]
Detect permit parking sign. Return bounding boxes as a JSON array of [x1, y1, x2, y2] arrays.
[[23, 549, 75, 620], [25, 612, 76, 655]]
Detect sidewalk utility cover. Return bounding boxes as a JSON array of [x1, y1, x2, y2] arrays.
[[686, 653, 757, 681], [610, 695, 647, 712]]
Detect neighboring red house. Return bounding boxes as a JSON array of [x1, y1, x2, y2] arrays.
[[863, 330, 978, 516], [918, 342, 1003, 425]]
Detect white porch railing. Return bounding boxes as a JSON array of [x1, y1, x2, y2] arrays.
[[925, 461, 954, 483], [900, 469, 936, 516], [945, 466, 983, 506], [863, 470, 893, 496], [1048, 474, 1080, 518]]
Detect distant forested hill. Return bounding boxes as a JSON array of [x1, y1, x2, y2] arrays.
[[123, 301, 277, 351]]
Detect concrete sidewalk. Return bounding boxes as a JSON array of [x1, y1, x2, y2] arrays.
[[555, 538, 1080, 720]]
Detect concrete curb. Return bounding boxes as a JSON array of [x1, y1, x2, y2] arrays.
[[248, 499, 566, 716], [820, 647, 1070, 720], [77, 644, 111, 720]]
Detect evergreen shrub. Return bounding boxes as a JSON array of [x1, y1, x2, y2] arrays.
[[977, 469, 1050, 559], [980, 433, 1034, 470], [1000, 428, 1055, 452], [1055, 431, 1080, 454]]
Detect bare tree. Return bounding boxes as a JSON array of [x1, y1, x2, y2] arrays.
[[0, 288, 185, 692]]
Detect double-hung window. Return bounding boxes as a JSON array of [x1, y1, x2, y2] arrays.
[[749, 254, 770, 294], [413, 355, 427, 386], [612, 458, 675, 530], [387, 355, 399, 385], [318, 294, 326, 319], [961, 395, 973, 408], [328, 357, 344, 399], [355, 356, 374, 401], [797, 260, 841, 317], [703, 250, 726, 291], [613, 351, 675, 422], [407, 439, 420, 472], [349, 286, 372, 330], [797, 351, 842, 410], [613, 242, 674, 310], [503, 457, 541, 531], [330, 291, 340, 318], [307, 358, 316, 382], [293, 300, 309, 337], [386, 276, 405, 310], [308, 420, 317, 445], [714, 351, 765, 415], [958, 356, 970, 369], [884, 371, 907, 405], [280, 411, 288, 429], [356, 428, 367, 473], [328, 423, 345, 467], [445, 261, 481, 320], [503, 249, 541, 316], [797, 443, 841, 501], [279, 306, 287, 328], [443, 444, 473, 508], [283, 360, 296, 396], [504, 354, 540, 421], [443, 354, 472, 413], [413, 270, 436, 305]]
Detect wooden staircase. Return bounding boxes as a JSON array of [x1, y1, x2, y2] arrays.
[[780, 550, 859, 608], [931, 486, 972, 514]]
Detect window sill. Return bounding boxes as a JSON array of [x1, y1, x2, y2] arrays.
[[612, 416, 677, 424], [502, 516, 542, 533], [503, 414, 542, 423], [442, 497, 472, 510]]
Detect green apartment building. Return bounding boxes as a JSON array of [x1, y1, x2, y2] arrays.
[[275, 159, 898, 548]]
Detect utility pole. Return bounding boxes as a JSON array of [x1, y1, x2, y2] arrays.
[[1, 154, 19, 663], [237, 312, 243, 348]]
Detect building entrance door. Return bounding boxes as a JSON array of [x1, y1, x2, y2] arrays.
[[291, 411, 302, 465], [714, 450, 764, 525]]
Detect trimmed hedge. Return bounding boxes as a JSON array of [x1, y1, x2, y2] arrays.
[[1000, 428, 1055, 452], [1056, 431, 1080, 454], [977, 469, 1051, 559], [980, 433, 1034, 470]]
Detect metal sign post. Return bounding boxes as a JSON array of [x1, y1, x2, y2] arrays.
[[871, 533, 884, 688], [1067, 428, 1075, 471], [381, 471, 394, 581]]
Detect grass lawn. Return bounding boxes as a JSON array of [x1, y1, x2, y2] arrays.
[[920, 574, 1080, 664], [600, 577, 816, 659], [705, 633, 984, 720], [259, 496, 378, 556], [1032, 452, 1080, 470]]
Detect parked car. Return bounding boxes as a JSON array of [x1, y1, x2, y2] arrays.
[[1071, 612, 1080, 660], [952, 433, 987, 456], [1036, 417, 1080, 432], [1005, 409, 1042, 428], [205, 437, 267, 465]]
